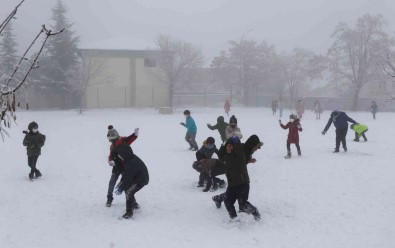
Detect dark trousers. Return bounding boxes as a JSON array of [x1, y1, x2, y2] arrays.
[[224, 184, 258, 218], [372, 112, 376, 119], [355, 130, 368, 141], [286, 142, 300, 153], [28, 156, 39, 173], [125, 184, 144, 212], [185, 133, 198, 149], [107, 172, 121, 199], [335, 128, 348, 151]]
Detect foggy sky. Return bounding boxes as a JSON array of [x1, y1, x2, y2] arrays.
[[2, 0, 395, 62]]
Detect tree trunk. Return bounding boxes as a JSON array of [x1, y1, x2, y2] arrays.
[[168, 83, 174, 108], [351, 86, 361, 111]]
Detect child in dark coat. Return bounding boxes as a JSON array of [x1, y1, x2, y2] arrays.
[[195, 137, 225, 190], [114, 144, 149, 219], [106, 125, 139, 207], [192, 158, 226, 192], [280, 114, 303, 158], [213, 137, 261, 220], [22, 122, 46, 180]]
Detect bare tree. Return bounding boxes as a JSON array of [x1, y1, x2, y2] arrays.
[[282, 48, 325, 110], [66, 56, 112, 114], [328, 14, 392, 110], [154, 34, 204, 108], [0, 1, 63, 140]]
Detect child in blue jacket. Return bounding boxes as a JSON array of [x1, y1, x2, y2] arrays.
[[180, 110, 198, 151]]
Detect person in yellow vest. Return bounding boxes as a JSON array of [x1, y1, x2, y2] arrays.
[[350, 123, 368, 142]]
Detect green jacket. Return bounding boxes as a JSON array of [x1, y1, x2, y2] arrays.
[[23, 132, 46, 156], [207, 116, 229, 143], [223, 140, 249, 187], [351, 124, 368, 137]]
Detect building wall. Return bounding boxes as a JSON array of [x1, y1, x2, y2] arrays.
[[135, 58, 169, 107], [86, 57, 131, 108]]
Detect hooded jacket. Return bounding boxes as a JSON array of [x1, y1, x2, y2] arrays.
[[116, 144, 149, 191], [222, 138, 249, 187], [243, 135, 263, 162], [207, 116, 229, 142]]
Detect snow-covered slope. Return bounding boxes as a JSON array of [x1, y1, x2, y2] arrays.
[[0, 108, 394, 248]]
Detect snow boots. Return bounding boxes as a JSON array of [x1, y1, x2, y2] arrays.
[[106, 196, 113, 207], [35, 170, 42, 179], [212, 195, 222, 208], [122, 209, 133, 219], [28, 172, 34, 180], [284, 152, 291, 159]]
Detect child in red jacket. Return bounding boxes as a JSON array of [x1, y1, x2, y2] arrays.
[[280, 114, 302, 159], [106, 125, 139, 207]]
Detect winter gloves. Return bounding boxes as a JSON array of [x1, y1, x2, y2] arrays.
[[108, 160, 115, 167], [114, 188, 123, 195], [134, 128, 139, 137], [321, 130, 326, 135]]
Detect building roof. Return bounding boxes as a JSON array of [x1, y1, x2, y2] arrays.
[[80, 36, 156, 51]]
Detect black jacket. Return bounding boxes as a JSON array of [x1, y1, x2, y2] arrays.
[[23, 132, 46, 157], [243, 135, 262, 163], [116, 144, 149, 191], [222, 139, 249, 187]]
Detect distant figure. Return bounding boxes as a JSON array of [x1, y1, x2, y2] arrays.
[[296, 100, 305, 119], [321, 110, 357, 153], [224, 99, 231, 117], [271, 100, 278, 115], [313, 100, 322, 120], [350, 123, 368, 142], [278, 100, 284, 118], [370, 101, 378, 120]]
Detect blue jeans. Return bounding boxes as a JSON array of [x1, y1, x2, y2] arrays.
[[107, 172, 121, 199]]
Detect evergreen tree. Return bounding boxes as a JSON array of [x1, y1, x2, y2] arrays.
[[0, 22, 18, 81], [35, 0, 80, 108]]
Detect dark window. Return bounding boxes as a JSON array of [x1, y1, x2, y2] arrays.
[[144, 58, 156, 67]]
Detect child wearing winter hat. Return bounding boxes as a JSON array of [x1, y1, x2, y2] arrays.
[[106, 125, 139, 207], [225, 115, 242, 140], [280, 114, 303, 158], [350, 123, 368, 142], [22, 122, 46, 180]]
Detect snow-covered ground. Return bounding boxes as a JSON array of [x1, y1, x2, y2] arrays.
[[0, 107, 394, 248]]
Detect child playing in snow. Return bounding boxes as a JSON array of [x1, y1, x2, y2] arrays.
[[280, 114, 303, 158], [212, 136, 261, 220], [207, 116, 229, 143], [350, 123, 368, 142], [192, 158, 226, 192], [225, 115, 242, 140], [194, 137, 225, 191], [114, 144, 149, 219], [23, 121, 46, 180], [180, 110, 198, 151], [106, 125, 139, 207], [224, 99, 231, 117]]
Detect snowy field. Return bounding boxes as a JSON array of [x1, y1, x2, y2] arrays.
[[0, 107, 394, 248]]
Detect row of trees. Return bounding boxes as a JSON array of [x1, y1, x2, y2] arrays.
[[3, 1, 395, 113], [157, 14, 395, 110]]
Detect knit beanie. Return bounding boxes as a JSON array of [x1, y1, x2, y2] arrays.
[[229, 115, 237, 125], [28, 121, 38, 131], [107, 125, 119, 140]]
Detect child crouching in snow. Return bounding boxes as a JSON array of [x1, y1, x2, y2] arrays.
[[280, 114, 302, 158], [350, 123, 368, 142], [114, 144, 149, 219], [192, 158, 226, 192]]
